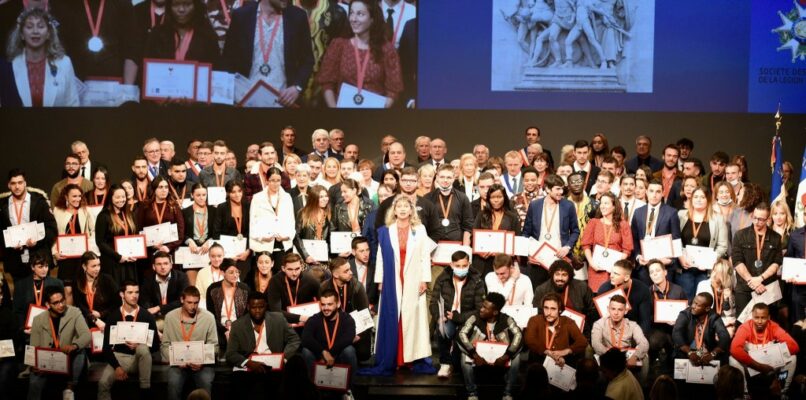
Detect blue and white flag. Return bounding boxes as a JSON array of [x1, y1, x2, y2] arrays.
[[795, 145, 806, 228], [770, 135, 784, 203]]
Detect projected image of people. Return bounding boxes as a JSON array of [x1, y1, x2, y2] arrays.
[[492, 0, 654, 93]]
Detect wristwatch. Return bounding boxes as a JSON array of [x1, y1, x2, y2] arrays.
[[293, 85, 303, 92]]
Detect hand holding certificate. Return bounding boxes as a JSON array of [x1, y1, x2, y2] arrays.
[[640, 234, 675, 260], [543, 357, 576, 391], [288, 301, 321, 319], [474, 341, 509, 365], [3, 221, 44, 247], [782, 257, 806, 284], [169, 341, 206, 366], [684, 245, 718, 270], [217, 235, 248, 258], [250, 353, 284, 370], [313, 363, 351, 390], [302, 239, 330, 262], [591, 245, 623, 272], [472, 229, 508, 254], [115, 321, 149, 344], [654, 299, 688, 324], [349, 308, 374, 334], [57, 234, 88, 258], [175, 247, 210, 269], [336, 82, 385, 109], [35, 348, 70, 374], [142, 223, 179, 247], [114, 235, 147, 259], [142, 59, 197, 101], [330, 232, 358, 254]]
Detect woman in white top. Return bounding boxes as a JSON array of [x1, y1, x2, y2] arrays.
[[249, 167, 295, 268], [313, 157, 342, 189], [194, 243, 226, 307], [7, 8, 79, 107], [695, 259, 737, 336]]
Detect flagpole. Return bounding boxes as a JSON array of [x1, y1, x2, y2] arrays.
[[775, 102, 782, 137]]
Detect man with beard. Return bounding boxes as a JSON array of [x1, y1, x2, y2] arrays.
[[139, 251, 190, 330], [266, 253, 320, 327], [426, 164, 473, 245], [226, 291, 300, 397], [619, 175, 645, 225], [374, 167, 440, 241], [566, 171, 592, 281], [704, 151, 729, 196], [652, 144, 683, 205], [596, 260, 652, 335], [676, 138, 694, 172], [245, 142, 287, 201], [199, 140, 242, 189], [672, 292, 730, 367], [161, 286, 218, 400], [167, 158, 192, 209], [533, 260, 595, 337], [50, 154, 94, 205], [130, 156, 151, 204], [323, 257, 371, 361]]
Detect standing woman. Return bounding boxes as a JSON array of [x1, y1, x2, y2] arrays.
[[332, 179, 372, 254], [120, 180, 139, 212], [73, 252, 120, 330], [358, 159, 380, 201], [582, 192, 633, 292], [695, 260, 737, 336], [52, 184, 96, 298], [249, 167, 295, 270], [472, 184, 521, 276], [95, 184, 139, 284], [143, 0, 220, 65], [671, 176, 698, 210], [317, 0, 402, 108], [362, 195, 435, 375], [213, 180, 251, 276], [294, 185, 332, 267], [455, 154, 479, 202], [85, 166, 110, 208], [532, 152, 552, 197], [677, 185, 729, 300], [182, 183, 217, 285], [283, 154, 302, 189], [136, 176, 185, 261], [712, 181, 736, 221], [770, 199, 794, 253], [590, 133, 609, 168], [634, 178, 648, 203], [7, 8, 79, 107]]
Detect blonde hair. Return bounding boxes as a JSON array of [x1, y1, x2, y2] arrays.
[[711, 259, 734, 295], [769, 199, 794, 233], [322, 157, 342, 183], [384, 195, 422, 227], [282, 153, 302, 170], [6, 8, 65, 61]]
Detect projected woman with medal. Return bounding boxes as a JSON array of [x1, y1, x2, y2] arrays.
[[317, 0, 403, 108], [143, 0, 220, 65]]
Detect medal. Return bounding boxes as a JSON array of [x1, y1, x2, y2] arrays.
[[259, 63, 271, 76], [441, 218, 450, 227], [351, 36, 371, 108], [691, 238, 698, 245], [257, 12, 281, 79], [88, 36, 103, 52], [237, 234, 243, 241], [603, 250, 609, 257], [353, 93, 364, 105], [754, 260, 763, 269], [544, 233, 552, 240]]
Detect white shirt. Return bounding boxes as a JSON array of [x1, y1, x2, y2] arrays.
[[250, 6, 286, 89], [157, 272, 172, 303], [254, 320, 270, 353], [484, 273, 534, 306], [7, 193, 31, 225], [620, 198, 645, 225], [355, 262, 369, 288]]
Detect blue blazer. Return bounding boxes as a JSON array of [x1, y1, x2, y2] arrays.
[[521, 198, 580, 249], [222, 3, 314, 89], [629, 203, 681, 258]]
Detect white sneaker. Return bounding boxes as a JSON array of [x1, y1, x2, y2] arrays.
[[62, 389, 74, 400], [342, 390, 354, 400], [437, 364, 452, 378], [502, 395, 513, 400]]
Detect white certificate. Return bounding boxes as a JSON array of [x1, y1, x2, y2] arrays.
[[24, 345, 35, 366], [501, 305, 537, 328], [210, 71, 235, 105], [114, 235, 147, 259], [640, 234, 675, 260], [250, 353, 284, 369], [685, 360, 720, 384], [250, 215, 278, 238], [142, 59, 197, 100], [238, 80, 282, 108], [174, 247, 210, 269], [349, 308, 374, 335], [3, 221, 44, 247], [207, 187, 227, 206], [782, 257, 806, 284], [684, 245, 718, 271], [115, 321, 149, 344], [26, 304, 47, 329], [474, 341, 509, 365], [288, 301, 321, 318], [110, 326, 155, 347], [561, 309, 586, 332], [472, 230, 508, 254], [169, 341, 205, 366], [0, 339, 14, 358], [532, 241, 559, 269], [593, 287, 630, 318], [195, 63, 211, 103], [749, 343, 786, 371], [330, 231, 358, 254], [142, 223, 179, 246], [592, 245, 623, 272], [672, 238, 683, 258], [302, 239, 330, 262], [89, 328, 104, 354], [543, 357, 577, 392], [431, 241, 468, 265], [313, 363, 351, 390], [57, 233, 89, 258], [217, 235, 248, 258], [751, 280, 783, 305], [336, 82, 386, 109], [36, 348, 70, 374], [513, 236, 540, 257], [653, 299, 688, 324], [504, 231, 515, 255]]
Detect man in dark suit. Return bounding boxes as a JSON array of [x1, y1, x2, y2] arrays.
[[521, 175, 580, 287], [371, 142, 413, 182], [0, 168, 57, 280], [143, 138, 170, 181], [140, 251, 190, 322], [322, 257, 371, 361], [222, 0, 314, 107], [630, 179, 682, 286], [624, 135, 663, 174], [349, 237, 377, 309]]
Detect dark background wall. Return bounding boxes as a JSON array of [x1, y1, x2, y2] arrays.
[[1, 107, 805, 192]]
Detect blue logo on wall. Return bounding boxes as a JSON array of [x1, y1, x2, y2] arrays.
[[773, 0, 806, 62]]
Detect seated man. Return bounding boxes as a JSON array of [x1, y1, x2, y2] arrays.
[[672, 292, 731, 367], [139, 251, 190, 332], [730, 303, 799, 393], [597, 259, 653, 335], [646, 259, 687, 366], [484, 254, 533, 306], [600, 348, 644, 400], [321, 257, 371, 362], [267, 253, 320, 327], [524, 292, 588, 367], [533, 260, 596, 337], [429, 250, 486, 378], [28, 286, 90, 400], [590, 295, 649, 379], [300, 289, 357, 396], [98, 280, 160, 400], [456, 292, 523, 400], [161, 286, 218, 400], [226, 291, 301, 398]]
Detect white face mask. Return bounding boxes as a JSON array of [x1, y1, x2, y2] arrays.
[[717, 198, 732, 206], [728, 179, 740, 186]]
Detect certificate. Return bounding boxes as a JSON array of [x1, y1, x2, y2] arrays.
[[749, 343, 786, 370], [472, 229, 508, 254], [330, 231, 358, 254], [431, 241, 466, 265], [593, 287, 630, 318], [504, 231, 515, 255], [195, 63, 211, 103], [250, 353, 284, 370], [685, 360, 720, 384], [474, 341, 509, 365], [142, 59, 197, 100], [115, 321, 149, 344], [751, 280, 783, 305], [57, 234, 89, 258], [501, 305, 537, 328], [250, 215, 278, 238], [640, 234, 675, 260], [207, 187, 227, 206], [288, 301, 321, 318], [561, 308, 586, 331], [210, 71, 235, 105], [349, 308, 374, 335], [302, 239, 330, 262], [0, 339, 14, 358], [543, 357, 576, 392], [26, 304, 47, 329], [114, 235, 147, 259], [653, 299, 688, 324], [142, 223, 179, 246], [36, 347, 70, 374], [592, 245, 623, 272], [169, 341, 205, 365], [3, 221, 44, 247], [313, 362, 351, 390], [513, 236, 540, 257], [336, 82, 386, 109], [90, 328, 104, 354], [237, 80, 282, 108], [684, 245, 718, 271], [24, 345, 35, 366], [532, 241, 559, 270], [174, 247, 210, 269], [217, 235, 248, 258], [782, 257, 806, 284]]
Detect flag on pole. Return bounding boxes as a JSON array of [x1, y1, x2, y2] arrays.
[[795, 145, 806, 228], [770, 134, 784, 203]]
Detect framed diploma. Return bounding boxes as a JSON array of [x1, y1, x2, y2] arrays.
[[210, 71, 235, 105], [504, 231, 515, 255], [56, 234, 89, 259], [330, 231, 358, 254], [431, 241, 465, 265], [472, 229, 508, 254], [302, 239, 330, 262], [217, 235, 248, 258], [313, 362, 351, 391], [336, 82, 385, 109], [142, 58, 198, 101], [207, 187, 227, 206], [169, 341, 206, 366], [142, 223, 179, 246], [500, 305, 537, 328], [782, 257, 806, 284], [591, 245, 623, 272], [349, 308, 374, 334], [174, 247, 210, 270], [640, 234, 675, 260], [474, 341, 510, 365], [653, 299, 688, 324], [593, 287, 630, 318], [26, 304, 47, 329], [513, 236, 539, 257], [250, 353, 284, 370], [114, 235, 147, 259], [532, 241, 559, 270], [35, 347, 70, 375], [561, 308, 586, 331], [287, 301, 321, 318], [0, 339, 14, 358], [195, 63, 212, 104], [237, 80, 282, 108], [90, 328, 104, 354]]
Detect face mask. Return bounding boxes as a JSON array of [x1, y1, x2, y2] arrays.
[[717, 198, 732, 206], [728, 179, 740, 186], [453, 268, 469, 278]]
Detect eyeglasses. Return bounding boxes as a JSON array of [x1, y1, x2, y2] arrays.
[[752, 217, 768, 222], [64, 162, 80, 167]]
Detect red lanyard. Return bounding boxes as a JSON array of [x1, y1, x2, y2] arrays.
[[545, 322, 557, 350], [49, 317, 60, 349], [609, 319, 625, 350], [323, 313, 340, 350], [83, 0, 106, 41], [351, 37, 372, 96], [149, 2, 164, 28], [12, 197, 24, 224], [174, 29, 194, 60], [33, 280, 44, 305], [713, 285, 723, 315], [694, 315, 709, 349], [68, 209, 79, 234], [170, 184, 186, 202], [180, 318, 197, 341], [86, 282, 96, 312], [285, 277, 300, 306], [258, 13, 281, 70], [223, 287, 235, 322], [94, 190, 107, 206], [113, 211, 129, 235], [751, 324, 771, 345], [389, 1, 405, 44], [219, 0, 234, 25], [153, 201, 167, 224], [253, 322, 265, 352], [563, 286, 570, 309], [755, 230, 767, 265]]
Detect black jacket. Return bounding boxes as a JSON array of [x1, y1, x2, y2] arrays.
[[182, 205, 218, 245], [267, 271, 320, 324], [349, 258, 378, 307], [429, 267, 486, 326], [0, 191, 57, 278], [139, 270, 190, 317], [301, 310, 356, 359]]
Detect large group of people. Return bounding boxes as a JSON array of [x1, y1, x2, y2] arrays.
[[0, 126, 805, 400], [0, 0, 417, 108]]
